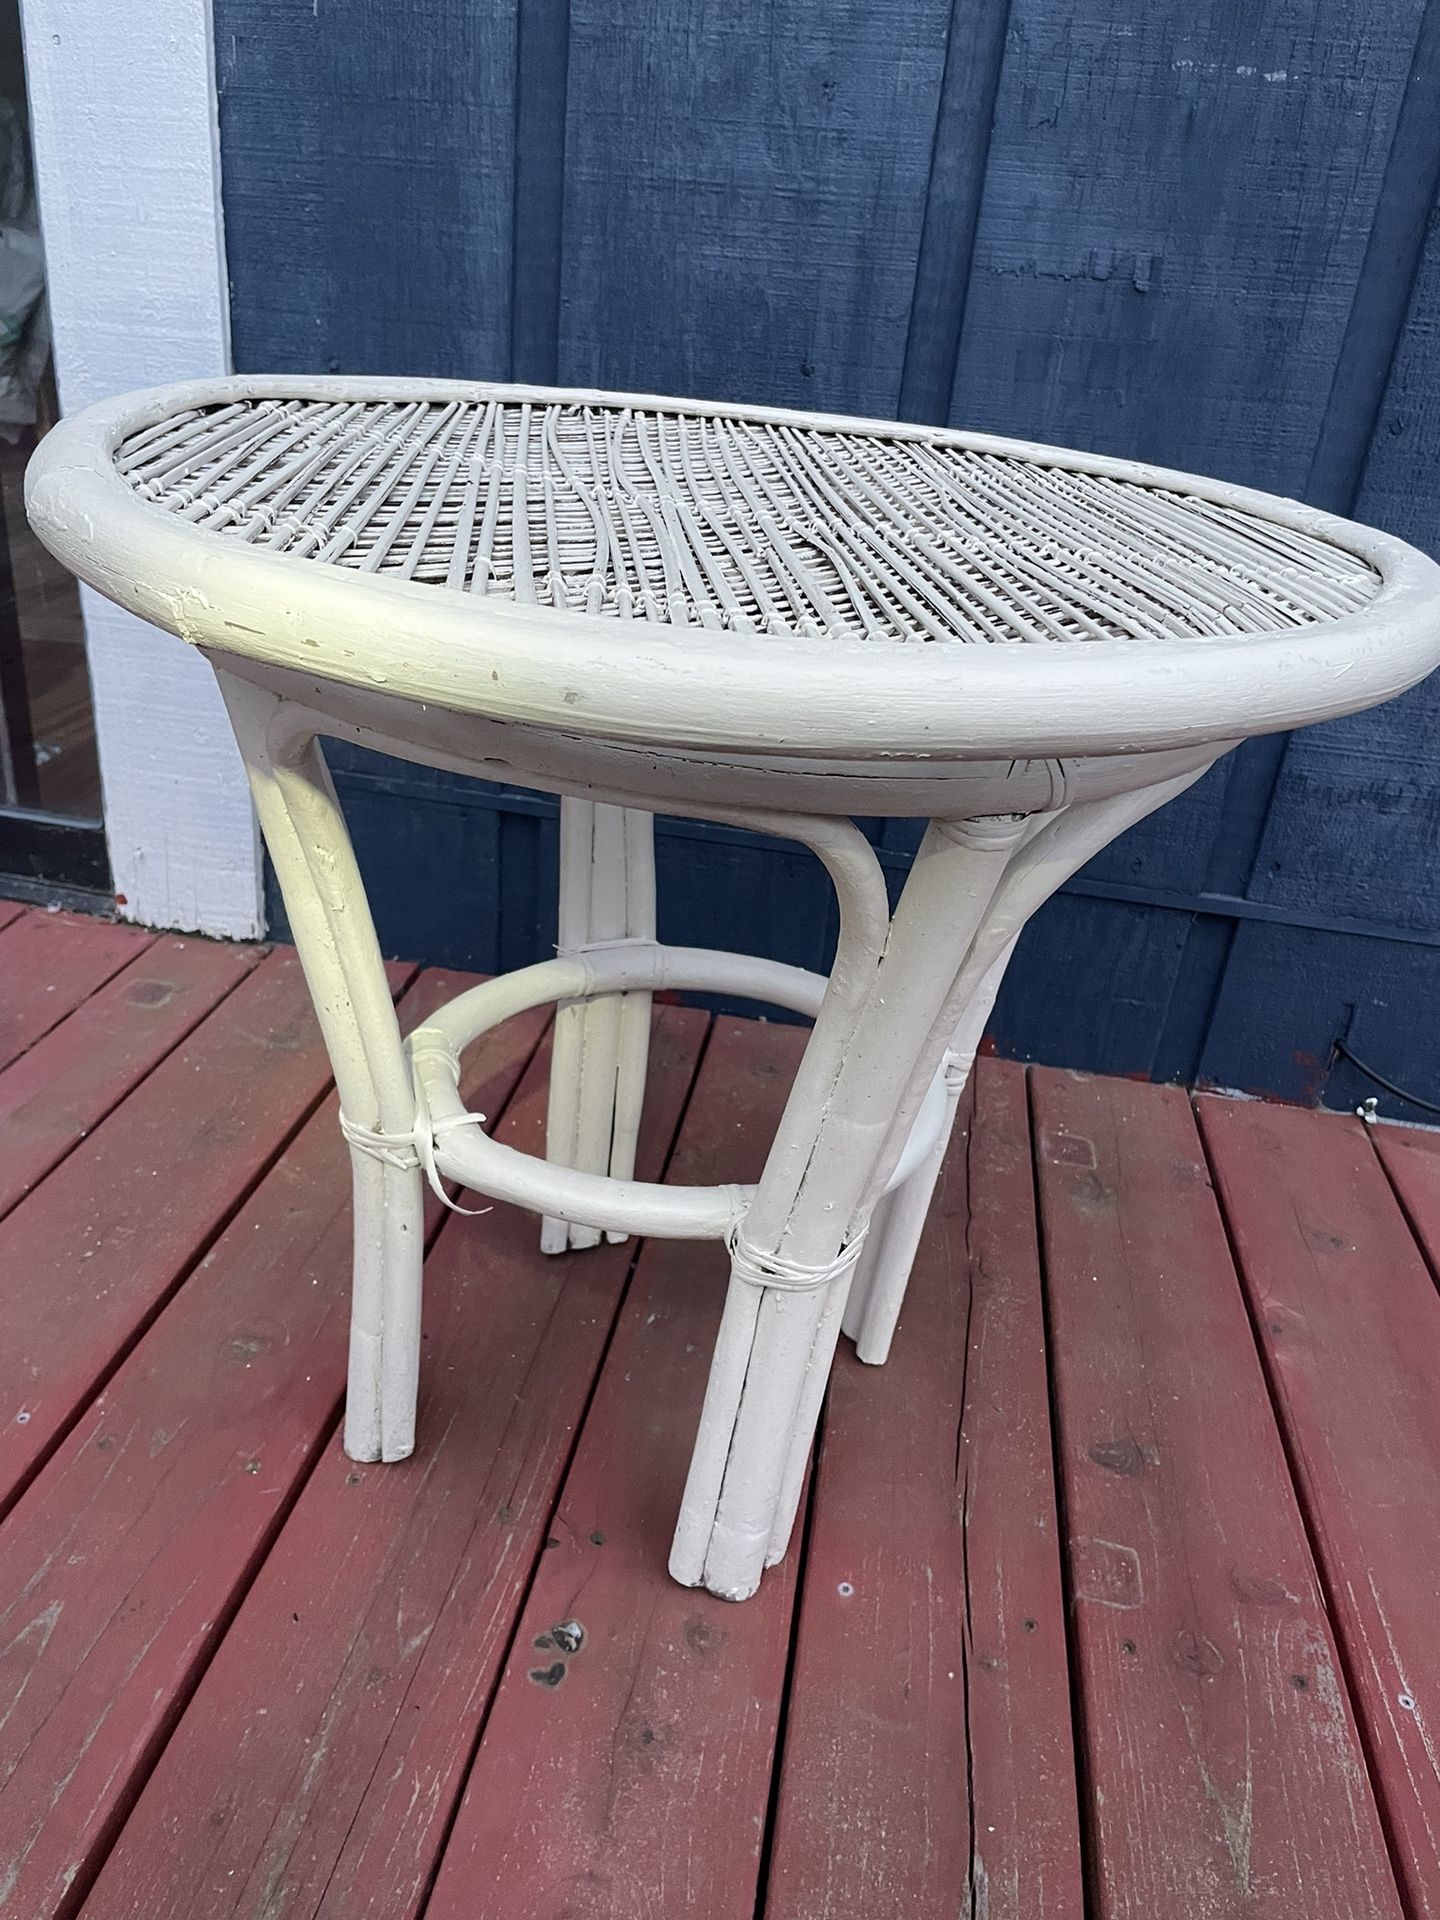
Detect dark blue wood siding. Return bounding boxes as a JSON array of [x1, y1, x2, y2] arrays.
[[216, 0, 1440, 1116]]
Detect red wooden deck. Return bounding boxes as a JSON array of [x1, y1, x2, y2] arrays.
[[3, 901, 1439, 1920]]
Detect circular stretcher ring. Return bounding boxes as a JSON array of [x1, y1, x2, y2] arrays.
[[402, 944, 952, 1242]]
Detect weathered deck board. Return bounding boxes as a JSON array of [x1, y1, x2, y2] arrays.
[[765, 1057, 1082, 1920], [0, 934, 261, 1221], [0, 949, 408, 1516], [0, 909, 1436, 1918], [0, 972, 542, 1920], [423, 1016, 808, 1920], [1370, 1115, 1440, 1278], [1032, 1069, 1402, 1920], [80, 1003, 704, 1920], [1201, 1095, 1440, 1919], [0, 908, 154, 1073]]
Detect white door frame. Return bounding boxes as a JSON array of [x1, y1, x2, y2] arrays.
[[20, 0, 262, 937]]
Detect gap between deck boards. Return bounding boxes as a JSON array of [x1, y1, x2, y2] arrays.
[[2, 916, 1439, 1920]]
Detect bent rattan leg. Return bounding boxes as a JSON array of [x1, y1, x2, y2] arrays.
[[670, 816, 1019, 1600], [542, 800, 656, 1253], [758, 775, 1214, 1573], [218, 671, 425, 1463], [674, 771, 1213, 1601], [842, 936, 1017, 1364], [840, 1065, 963, 1365]]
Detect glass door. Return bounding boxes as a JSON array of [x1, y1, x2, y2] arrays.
[[0, 3, 106, 900]]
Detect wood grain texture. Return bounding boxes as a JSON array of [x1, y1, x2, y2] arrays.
[[0, 908, 154, 1072], [1237, 2, 1440, 958], [0, 913, 1432, 1911], [1195, 922, 1440, 1120], [897, 0, 1013, 424], [949, 0, 1425, 490], [1033, 1068, 1401, 1920], [81, 1005, 704, 1920], [214, 0, 517, 380], [423, 1015, 807, 1920], [1371, 1112, 1440, 1274], [1081, 755, 1234, 899], [0, 934, 261, 1221], [0, 949, 408, 1514], [993, 893, 1195, 1082], [1352, 189, 1440, 560], [1201, 1094, 1440, 1918], [558, 0, 950, 414], [320, 743, 503, 968], [0, 970, 541, 1920], [947, 0, 1432, 1054], [1243, 676, 1440, 941], [510, 0, 570, 384], [1245, 196, 1440, 942], [765, 1057, 1081, 1920]]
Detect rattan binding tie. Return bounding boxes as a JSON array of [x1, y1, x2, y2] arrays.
[[555, 934, 657, 958], [338, 1105, 492, 1216], [725, 1223, 870, 1295]]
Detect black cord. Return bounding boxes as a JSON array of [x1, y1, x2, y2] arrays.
[[1332, 1037, 1440, 1120]]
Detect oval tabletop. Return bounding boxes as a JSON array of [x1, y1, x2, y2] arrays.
[[25, 375, 1440, 762]]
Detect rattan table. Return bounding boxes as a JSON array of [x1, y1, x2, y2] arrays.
[[27, 377, 1440, 1600]]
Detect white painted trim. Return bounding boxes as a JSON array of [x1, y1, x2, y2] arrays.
[[20, 0, 262, 936]]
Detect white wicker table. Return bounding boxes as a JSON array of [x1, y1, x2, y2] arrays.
[[27, 376, 1440, 1600]]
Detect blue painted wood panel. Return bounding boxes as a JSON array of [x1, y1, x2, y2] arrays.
[[266, 745, 848, 1020], [944, 0, 1432, 1033], [949, 2, 1425, 488], [1197, 922, 1440, 1116], [216, 0, 518, 377], [991, 895, 1197, 1081], [1248, 199, 1440, 935], [556, 0, 953, 415], [214, 0, 1440, 1115]]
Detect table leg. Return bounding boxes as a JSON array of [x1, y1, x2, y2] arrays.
[[843, 936, 1017, 1365], [674, 770, 1212, 1600], [217, 672, 425, 1464], [542, 800, 656, 1253], [670, 816, 1017, 1598]]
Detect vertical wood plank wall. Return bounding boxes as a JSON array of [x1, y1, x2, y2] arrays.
[[212, 0, 1440, 1114]]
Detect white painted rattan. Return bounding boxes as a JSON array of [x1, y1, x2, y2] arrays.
[[26, 374, 1440, 1607], [28, 378, 1440, 767], [115, 395, 1379, 649]]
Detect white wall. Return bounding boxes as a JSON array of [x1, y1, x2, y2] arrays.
[[21, 0, 262, 937]]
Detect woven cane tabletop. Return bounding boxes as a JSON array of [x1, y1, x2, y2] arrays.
[[27, 376, 1440, 764], [115, 394, 1379, 651]]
